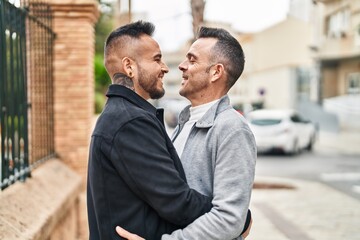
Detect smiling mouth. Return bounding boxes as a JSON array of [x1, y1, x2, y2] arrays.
[[180, 75, 188, 85], [158, 75, 165, 82]]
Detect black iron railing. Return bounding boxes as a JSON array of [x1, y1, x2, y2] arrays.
[[0, 0, 55, 190]]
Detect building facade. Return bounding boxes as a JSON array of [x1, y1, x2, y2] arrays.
[[232, 16, 317, 111], [314, 0, 360, 130]]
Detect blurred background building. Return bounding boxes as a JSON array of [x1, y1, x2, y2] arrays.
[[111, 0, 359, 131], [112, 0, 360, 131], [314, 0, 360, 130]]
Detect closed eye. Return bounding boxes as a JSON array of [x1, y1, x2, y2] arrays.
[[187, 53, 197, 63], [153, 53, 162, 63]]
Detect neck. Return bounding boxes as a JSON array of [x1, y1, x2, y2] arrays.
[[189, 90, 226, 107], [190, 83, 228, 107], [134, 84, 150, 101], [191, 99, 219, 110]]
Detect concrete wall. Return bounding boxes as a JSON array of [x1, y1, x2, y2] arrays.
[[250, 17, 314, 72], [248, 67, 296, 109]]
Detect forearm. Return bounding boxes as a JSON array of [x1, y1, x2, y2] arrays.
[[161, 207, 247, 240]]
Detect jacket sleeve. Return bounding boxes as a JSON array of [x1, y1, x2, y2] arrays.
[[110, 116, 212, 227], [162, 126, 256, 240]]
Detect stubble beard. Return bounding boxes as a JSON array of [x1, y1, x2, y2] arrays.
[[138, 69, 165, 100], [179, 76, 209, 100]]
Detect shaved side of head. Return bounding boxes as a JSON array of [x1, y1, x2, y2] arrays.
[[104, 21, 155, 81]]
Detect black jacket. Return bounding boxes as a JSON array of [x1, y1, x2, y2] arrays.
[[87, 85, 212, 240]]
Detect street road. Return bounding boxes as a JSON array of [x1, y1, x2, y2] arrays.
[[255, 150, 360, 200]]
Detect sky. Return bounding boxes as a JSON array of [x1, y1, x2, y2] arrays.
[[122, 0, 290, 52]]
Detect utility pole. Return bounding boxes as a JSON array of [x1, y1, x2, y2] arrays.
[[115, 0, 132, 26], [128, 0, 132, 23], [190, 0, 205, 40]]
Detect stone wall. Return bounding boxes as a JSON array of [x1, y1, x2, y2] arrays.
[[0, 160, 82, 239]]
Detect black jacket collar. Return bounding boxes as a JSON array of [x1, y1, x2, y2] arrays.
[[106, 84, 164, 125], [106, 84, 156, 114]]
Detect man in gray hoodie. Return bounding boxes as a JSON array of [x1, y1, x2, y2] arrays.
[[118, 26, 256, 240]]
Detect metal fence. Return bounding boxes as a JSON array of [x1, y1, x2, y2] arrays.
[[0, 0, 55, 190]]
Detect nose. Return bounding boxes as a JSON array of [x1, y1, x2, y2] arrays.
[[178, 60, 187, 72], [161, 61, 169, 73]]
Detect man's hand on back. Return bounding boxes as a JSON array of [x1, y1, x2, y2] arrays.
[[116, 226, 145, 240]]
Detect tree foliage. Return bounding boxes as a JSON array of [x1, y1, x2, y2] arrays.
[[95, 2, 114, 55], [94, 0, 114, 113]]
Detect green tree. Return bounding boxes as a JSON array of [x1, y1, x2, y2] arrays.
[[95, 2, 114, 54], [94, 0, 114, 113]]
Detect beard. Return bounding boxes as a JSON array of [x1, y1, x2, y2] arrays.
[[179, 75, 209, 99], [138, 67, 165, 99]]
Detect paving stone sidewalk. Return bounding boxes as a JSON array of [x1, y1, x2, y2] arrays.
[[250, 176, 360, 240], [250, 129, 360, 240], [314, 130, 360, 156]]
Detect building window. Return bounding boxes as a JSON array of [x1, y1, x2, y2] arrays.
[[347, 73, 360, 94], [326, 8, 350, 38]]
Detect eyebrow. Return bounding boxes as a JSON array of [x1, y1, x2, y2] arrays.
[[186, 52, 197, 60], [153, 53, 162, 59]]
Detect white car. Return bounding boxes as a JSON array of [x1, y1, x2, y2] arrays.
[[247, 109, 317, 154]]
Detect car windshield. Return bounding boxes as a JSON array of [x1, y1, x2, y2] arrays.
[[251, 119, 282, 126]]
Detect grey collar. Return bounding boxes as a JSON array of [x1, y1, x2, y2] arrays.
[[178, 95, 231, 129]]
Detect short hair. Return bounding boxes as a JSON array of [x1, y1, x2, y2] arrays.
[[105, 20, 155, 48], [197, 27, 245, 89], [104, 21, 155, 81]]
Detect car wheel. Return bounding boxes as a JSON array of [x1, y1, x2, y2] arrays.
[[306, 134, 316, 151], [289, 139, 299, 155]]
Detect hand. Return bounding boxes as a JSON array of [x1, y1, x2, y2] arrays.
[[241, 217, 252, 239], [116, 226, 145, 240]]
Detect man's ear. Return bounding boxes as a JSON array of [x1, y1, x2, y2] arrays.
[[211, 63, 225, 83], [122, 57, 134, 78]]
